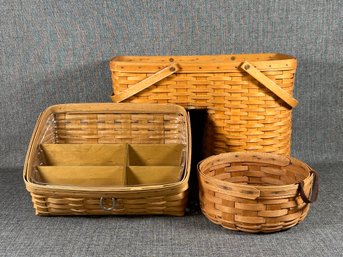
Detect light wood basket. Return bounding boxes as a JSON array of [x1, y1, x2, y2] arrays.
[[198, 152, 319, 233], [110, 53, 298, 157], [23, 103, 191, 216]]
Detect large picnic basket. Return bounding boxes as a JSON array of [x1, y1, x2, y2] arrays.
[[23, 103, 191, 216], [110, 53, 298, 157]]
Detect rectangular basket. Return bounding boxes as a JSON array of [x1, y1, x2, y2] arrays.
[[110, 53, 298, 157], [23, 103, 191, 216]]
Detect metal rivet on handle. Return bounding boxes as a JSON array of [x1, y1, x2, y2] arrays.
[[244, 64, 250, 70], [169, 58, 174, 62], [170, 67, 176, 72]]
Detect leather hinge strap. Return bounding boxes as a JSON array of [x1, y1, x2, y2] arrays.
[[298, 170, 319, 204]]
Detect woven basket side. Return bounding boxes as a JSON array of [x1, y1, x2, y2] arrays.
[[112, 67, 295, 156], [30, 190, 188, 216], [53, 112, 186, 145]]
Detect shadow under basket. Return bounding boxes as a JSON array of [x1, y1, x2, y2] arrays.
[[198, 152, 319, 233], [23, 103, 191, 216]]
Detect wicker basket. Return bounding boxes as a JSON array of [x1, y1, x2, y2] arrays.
[[110, 53, 298, 157], [24, 103, 191, 216], [198, 152, 318, 233]]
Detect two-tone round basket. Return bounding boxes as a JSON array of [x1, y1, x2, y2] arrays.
[[198, 152, 318, 233]]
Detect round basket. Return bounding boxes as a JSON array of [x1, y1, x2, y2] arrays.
[[198, 152, 319, 233]]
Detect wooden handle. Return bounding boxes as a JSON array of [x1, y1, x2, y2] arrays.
[[240, 61, 298, 108], [112, 63, 179, 102]]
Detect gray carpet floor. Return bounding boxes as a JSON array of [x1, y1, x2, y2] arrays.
[[0, 163, 342, 257]]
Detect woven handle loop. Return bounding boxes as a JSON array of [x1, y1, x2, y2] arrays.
[[112, 63, 179, 102], [240, 61, 298, 108], [298, 170, 319, 204]]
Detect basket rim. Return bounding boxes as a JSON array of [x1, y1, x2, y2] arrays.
[[36, 102, 188, 115], [23, 103, 191, 194], [109, 53, 297, 72], [197, 152, 314, 191]]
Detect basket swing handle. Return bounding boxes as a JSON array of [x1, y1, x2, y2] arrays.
[[298, 170, 319, 204], [240, 61, 298, 108], [112, 63, 179, 102]]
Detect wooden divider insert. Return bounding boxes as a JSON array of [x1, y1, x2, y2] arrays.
[[35, 143, 185, 187]]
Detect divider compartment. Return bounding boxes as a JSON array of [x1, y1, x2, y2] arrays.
[[127, 166, 181, 185], [128, 144, 184, 166], [41, 144, 127, 166], [37, 166, 125, 186], [127, 143, 185, 185]]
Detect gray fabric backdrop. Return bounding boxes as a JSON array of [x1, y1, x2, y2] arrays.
[[1, 1, 343, 257], [0, 0, 342, 168]]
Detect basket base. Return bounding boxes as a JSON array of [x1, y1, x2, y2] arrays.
[[200, 204, 310, 233]]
